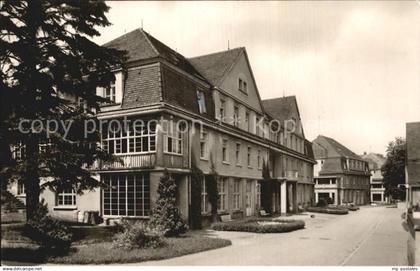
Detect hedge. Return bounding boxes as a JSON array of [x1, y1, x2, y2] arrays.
[[306, 207, 348, 215], [211, 218, 305, 233]]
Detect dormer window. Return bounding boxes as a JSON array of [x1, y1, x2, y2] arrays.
[[104, 80, 116, 103], [238, 78, 248, 94], [197, 90, 206, 114]]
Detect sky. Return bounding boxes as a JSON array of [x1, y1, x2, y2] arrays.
[[93, 1, 420, 156]]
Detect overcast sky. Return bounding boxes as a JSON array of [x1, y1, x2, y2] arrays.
[[93, 1, 420, 155]]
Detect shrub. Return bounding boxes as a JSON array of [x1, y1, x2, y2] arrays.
[[112, 220, 165, 250], [211, 218, 305, 233], [22, 200, 73, 249], [149, 170, 187, 237], [307, 206, 348, 215], [316, 198, 328, 207]]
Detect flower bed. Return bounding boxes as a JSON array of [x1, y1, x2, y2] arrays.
[[306, 207, 348, 215], [211, 218, 305, 233]]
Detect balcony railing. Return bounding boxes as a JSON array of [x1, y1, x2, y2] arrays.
[[284, 170, 299, 181], [93, 153, 156, 170]]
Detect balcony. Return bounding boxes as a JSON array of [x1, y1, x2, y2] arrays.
[[283, 170, 299, 181], [93, 153, 156, 170]]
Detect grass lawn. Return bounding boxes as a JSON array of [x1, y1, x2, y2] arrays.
[[1, 233, 231, 264]]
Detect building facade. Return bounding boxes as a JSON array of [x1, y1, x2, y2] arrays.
[[360, 152, 388, 203], [406, 122, 420, 208], [312, 135, 370, 205], [8, 29, 315, 225]]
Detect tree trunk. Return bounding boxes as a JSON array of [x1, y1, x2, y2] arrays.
[[24, 136, 40, 221]]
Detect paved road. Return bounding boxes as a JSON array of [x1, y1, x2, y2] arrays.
[[141, 206, 408, 266]]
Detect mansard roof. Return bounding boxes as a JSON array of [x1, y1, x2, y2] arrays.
[[360, 153, 386, 170], [104, 28, 207, 82], [189, 47, 244, 86], [312, 135, 361, 160]]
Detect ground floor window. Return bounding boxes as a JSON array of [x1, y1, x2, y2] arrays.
[[372, 193, 382, 201], [233, 179, 241, 210], [256, 183, 261, 208], [217, 177, 228, 211], [57, 188, 76, 206], [17, 180, 25, 195], [201, 178, 208, 213], [102, 173, 150, 217]]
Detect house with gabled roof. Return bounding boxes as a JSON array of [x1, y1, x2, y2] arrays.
[[406, 122, 420, 208], [312, 135, 371, 205], [9, 28, 316, 224], [360, 152, 388, 203]]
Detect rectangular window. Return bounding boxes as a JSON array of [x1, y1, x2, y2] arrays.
[[201, 178, 208, 213], [243, 81, 247, 93], [257, 150, 262, 169], [217, 178, 228, 211], [238, 78, 243, 92], [235, 143, 241, 165], [255, 117, 260, 136], [256, 183, 261, 208], [197, 90, 207, 114], [222, 139, 228, 163], [104, 81, 116, 103], [220, 99, 226, 122], [17, 180, 25, 195], [247, 146, 251, 167], [102, 173, 150, 217], [200, 128, 208, 159], [102, 120, 156, 154], [57, 188, 76, 206], [233, 179, 241, 210], [164, 128, 183, 155], [233, 104, 239, 127], [245, 111, 250, 132]]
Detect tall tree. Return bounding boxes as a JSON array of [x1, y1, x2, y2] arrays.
[[382, 137, 406, 201], [0, 0, 125, 220]]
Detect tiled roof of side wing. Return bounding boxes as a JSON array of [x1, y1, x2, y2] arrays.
[[189, 47, 244, 86], [261, 96, 297, 123], [314, 135, 361, 160], [103, 28, 207, 83]]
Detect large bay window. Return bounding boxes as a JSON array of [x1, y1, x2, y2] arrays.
[[102, 120, 156, 154], [102, 173, 150, 217], [164, 128, 183, 155]]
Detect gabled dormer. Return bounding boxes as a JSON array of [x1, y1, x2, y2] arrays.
[[190, 47, 265, 114]]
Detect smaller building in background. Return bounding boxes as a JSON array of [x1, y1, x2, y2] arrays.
[[406, 122, 420, 208], [312, 135, 371, 205], [361, 152, 388, 203]]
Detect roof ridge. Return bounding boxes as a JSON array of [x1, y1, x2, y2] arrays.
[[189, 47, 244, 60], [262, 95, 296, 101], [138, 28, 160, 55]]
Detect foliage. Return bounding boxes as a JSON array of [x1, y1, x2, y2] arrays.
[[1, 189, 26, 212], [190, 165, 203, 229], [211, 218, 305, 233], [260, 160, 273, 213], [306, 206, 348, 215], [22, 199, 73, 249], [149, 170, 187, 237], [112, 220, 165, 250], [382, 137, 406, 200], [0, 0, 125, 219], [1, 235, 232, 264], [316, 198, 328, 207]]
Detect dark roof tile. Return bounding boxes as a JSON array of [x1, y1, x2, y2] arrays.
[[189, 47, 244, 86]]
